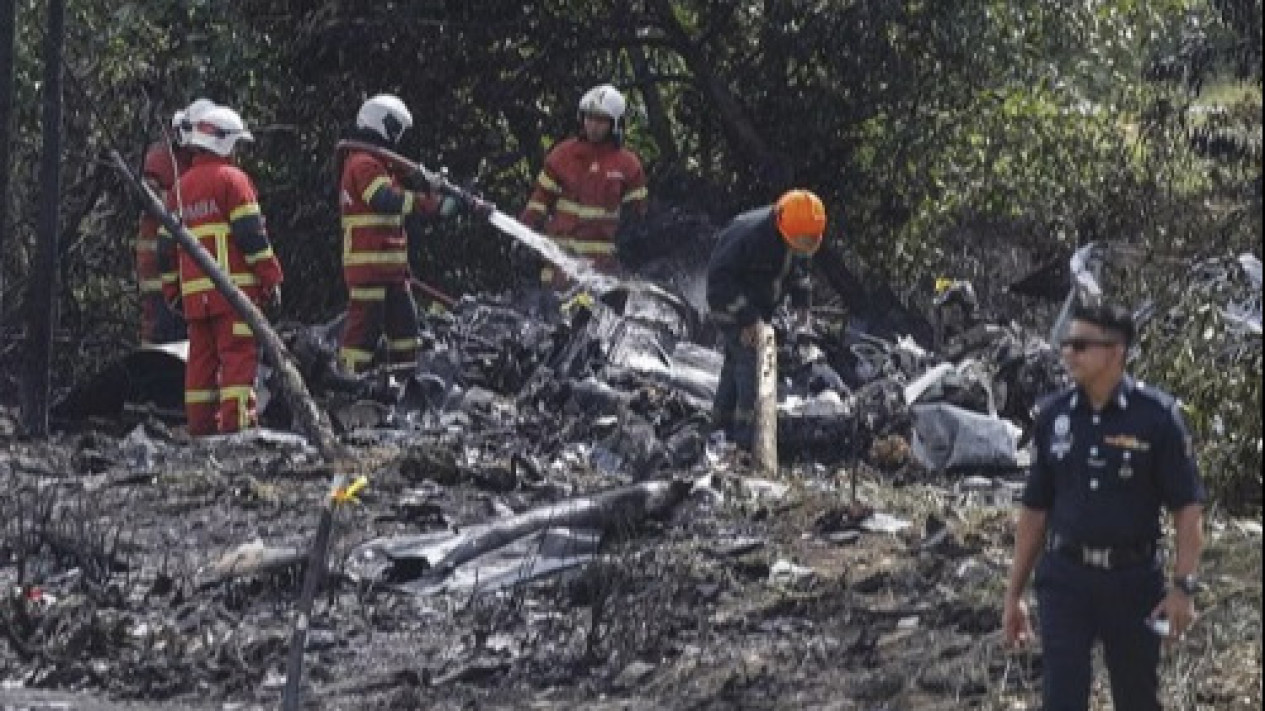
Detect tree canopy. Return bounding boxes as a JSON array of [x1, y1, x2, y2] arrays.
[[1, 0, 1260, 505]]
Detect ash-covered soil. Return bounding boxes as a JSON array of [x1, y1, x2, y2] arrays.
[[1, 416, 1260, 711]]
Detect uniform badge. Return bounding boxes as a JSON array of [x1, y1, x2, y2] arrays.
[[1119, 450, 1134, 480], [1104, 434, 1151, 451], [1050, 414, 1072, 459]]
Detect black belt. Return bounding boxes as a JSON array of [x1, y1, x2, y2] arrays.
[[1047, 533, 1157, 570]]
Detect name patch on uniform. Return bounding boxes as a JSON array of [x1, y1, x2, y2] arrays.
[[181, 199, 220, 222], [1104, 434, 1151, 452], [1051, 414, 1073, 459]]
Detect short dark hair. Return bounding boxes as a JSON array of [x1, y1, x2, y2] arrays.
[[1070, 301, 1135, 347]]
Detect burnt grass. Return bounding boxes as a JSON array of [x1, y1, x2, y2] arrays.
[[1, 415, 1260, 711]]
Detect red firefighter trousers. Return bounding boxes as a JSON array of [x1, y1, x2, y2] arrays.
[[339, 282, 420, 374], [185, 314, 259, 436]]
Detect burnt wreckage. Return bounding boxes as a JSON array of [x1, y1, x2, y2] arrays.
[[53, 210, 1069, 479]]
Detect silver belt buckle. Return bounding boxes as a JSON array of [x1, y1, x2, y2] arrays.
[[1083, 545, 1112, 569]]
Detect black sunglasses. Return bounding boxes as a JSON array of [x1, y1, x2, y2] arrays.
[[1060, 337, 1121, 352]]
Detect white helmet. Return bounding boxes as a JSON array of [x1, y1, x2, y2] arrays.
[[173, 98, 218, 146], [186, 105, 253, 157], [578, 84, 626, 141], [356, 94, 413, 144]]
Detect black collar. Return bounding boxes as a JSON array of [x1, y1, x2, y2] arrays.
[[1070, 375, 1134, 413]]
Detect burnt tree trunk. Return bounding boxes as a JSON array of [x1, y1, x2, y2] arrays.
[[649, 0, 792, 193], [21, 0, 64, 438], [0, 0, 15, 322], [626, 43, 679, 167]]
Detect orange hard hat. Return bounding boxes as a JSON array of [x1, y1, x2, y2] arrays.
[[142, 143, 178, 190], [775, 189, 826, 254]]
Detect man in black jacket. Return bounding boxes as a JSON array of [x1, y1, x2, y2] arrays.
[[706, 189, 827, 451]]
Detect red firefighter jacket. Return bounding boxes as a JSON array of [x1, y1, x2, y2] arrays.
[[136, 142, 189, 300], [159, 153, 283, 319], [339, 149, 443, 287], [519, 137, 648, 267]]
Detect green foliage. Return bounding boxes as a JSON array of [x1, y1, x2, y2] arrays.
[[1, 0, 1259, 506], [1130, 256, 1262, 511]]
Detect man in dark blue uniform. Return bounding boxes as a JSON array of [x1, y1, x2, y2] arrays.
[[1003, 302, 1206, 710], [706, 189, 827, 451]]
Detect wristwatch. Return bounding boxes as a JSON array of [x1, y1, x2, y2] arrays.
[[1173, 574, 1201, 597]]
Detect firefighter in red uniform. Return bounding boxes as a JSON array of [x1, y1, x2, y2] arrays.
[[159, 105, 283, 436], [519, 84, 648, 288], [137, 137, 188, 345], [336, 94, 485, 374], [136, 100, 217, 344]]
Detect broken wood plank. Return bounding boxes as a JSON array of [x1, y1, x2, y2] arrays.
[[752, 321, 778, 474]]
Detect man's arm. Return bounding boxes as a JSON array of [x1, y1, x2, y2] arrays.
[[1003, 505, 1048, 646], [520, 151, 563, 229], [1150, 503, 1203, 641], [1171, 503, 1204, 579]]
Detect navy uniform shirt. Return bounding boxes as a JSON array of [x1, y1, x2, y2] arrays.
[[706, 205, 812, 329], [1021, 375, 1205, 547]]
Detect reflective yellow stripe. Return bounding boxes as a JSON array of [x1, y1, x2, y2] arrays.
[[186, 389, 218, 404], [231, 322, 253, 337], [339, 347, 375, 373], [554, 237, 616, 256], [181, 273, 261, 295], [184, 222, 235, 281], [161, 273, 179, 284], [139, 278, 164, 292], [623, 186, 648, 202], [349, 287, 387, 301], [555, 198, 618, 221], [343, 251, 408, 266], [525, 201, 547, 215], [388, 337, 418, 351], [342, 214, 404, 229], [536, 172, 561, 194], [362, 176, 392, 205], [401, 192, 414, 215], [229, 203, 261, 222], [244, 246, 275, 265], [220, 386, 253, 431], [189, 223, 230, 239], [221, 386, 252, 400]]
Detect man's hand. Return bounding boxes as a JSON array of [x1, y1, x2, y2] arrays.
[[1150, 588, 1197, 644], [740, 321, 762, 348], [1003, 595, 1035, 648]]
